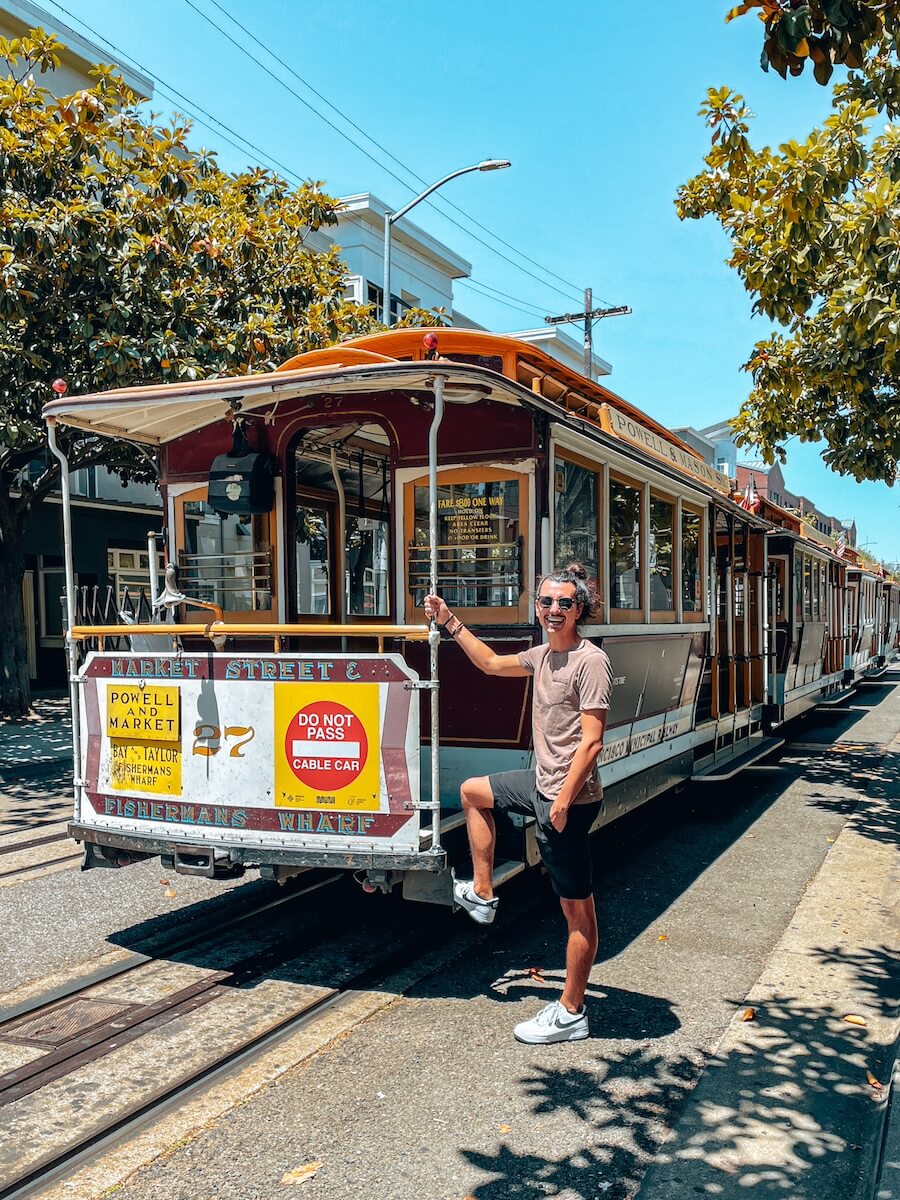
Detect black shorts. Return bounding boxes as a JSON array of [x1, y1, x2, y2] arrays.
[[487, 769, 601, 901]]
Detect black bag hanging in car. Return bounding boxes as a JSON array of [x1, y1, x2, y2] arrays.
[[208, 423, 276, 515]]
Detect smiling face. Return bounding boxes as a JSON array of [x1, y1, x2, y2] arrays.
[[535, 579, 583, 645]]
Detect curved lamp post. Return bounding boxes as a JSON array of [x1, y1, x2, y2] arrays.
[[382, 159, 510, 326]]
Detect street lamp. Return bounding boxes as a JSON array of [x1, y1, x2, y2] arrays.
[[382, 159, 510, 326]]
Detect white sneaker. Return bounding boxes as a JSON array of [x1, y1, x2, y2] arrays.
[[514, 1001, 589, 1044], [452, 877, 498, 925]]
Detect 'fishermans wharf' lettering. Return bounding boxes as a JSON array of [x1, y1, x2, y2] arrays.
[[277, 811, 377, 835], [101, 797, 249, 828]]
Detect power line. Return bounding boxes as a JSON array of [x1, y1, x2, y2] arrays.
[[185, 0, 587, 305], [43, 2, 588, 324], [47, 1, 308, 187], [458, 278, 547, 319], [202, 0, 585, 302]]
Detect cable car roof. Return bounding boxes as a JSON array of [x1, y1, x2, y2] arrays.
[[42, 329, 689, 450], [41, 360, 508, 445]]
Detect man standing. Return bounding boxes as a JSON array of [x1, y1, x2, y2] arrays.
[[424, 565, 612, 1044]]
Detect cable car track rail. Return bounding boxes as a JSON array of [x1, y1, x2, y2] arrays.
[[0, 887, 467, 1200]]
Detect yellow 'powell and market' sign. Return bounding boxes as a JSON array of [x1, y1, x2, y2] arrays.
[[600, 405, 733, 495], [106, 684, 182, 795]]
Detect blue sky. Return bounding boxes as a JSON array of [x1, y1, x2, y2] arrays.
[[42, 0, 898, 560]]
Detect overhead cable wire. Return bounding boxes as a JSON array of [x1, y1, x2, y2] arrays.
[[457, 284, 548, 321], [47, 1, 308, 187], [45, 2, 603, 321], [203, 0, 585, 304], [183, 0, 587, 305], [458, 278, 547, 319]]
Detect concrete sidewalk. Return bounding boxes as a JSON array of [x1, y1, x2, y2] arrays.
[[0, 696, 72, 782], [636, 731, 900, 1200]]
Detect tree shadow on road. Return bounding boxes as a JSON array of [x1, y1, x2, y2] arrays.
[[458, 942, 896, 1200]]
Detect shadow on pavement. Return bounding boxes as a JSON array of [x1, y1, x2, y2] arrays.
[[458, 942, 897, 1200]]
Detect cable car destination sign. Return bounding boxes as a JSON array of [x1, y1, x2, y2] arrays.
[[78, 652, 421, 852], [599, 405, 733, 495]]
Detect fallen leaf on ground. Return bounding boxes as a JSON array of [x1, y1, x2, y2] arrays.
[[158, 879, 169, 885], [866, 1071, 883, 1089], [498, 1124, 512, 1134], [163, 888, 177, 899], [528, 967, 544, 981], [282, 1162, 323, 1185], [843, 1014, 867, 1027], [742, 1007, 756, 1022], [658, 934, 668, 942]]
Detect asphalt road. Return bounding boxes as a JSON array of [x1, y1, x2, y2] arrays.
[[2, 679, 897, 1200]]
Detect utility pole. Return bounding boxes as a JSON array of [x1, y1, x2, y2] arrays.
[[545, 290, 631, 381]]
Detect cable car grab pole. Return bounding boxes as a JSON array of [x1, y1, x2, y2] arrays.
[[46, 420, 83, 817], [428, 375, 446, 852]]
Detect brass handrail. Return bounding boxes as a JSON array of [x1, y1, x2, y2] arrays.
[[69, 622, 431, 642]]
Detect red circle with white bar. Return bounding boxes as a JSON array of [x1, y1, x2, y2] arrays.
[[284, 700, 368, 791]]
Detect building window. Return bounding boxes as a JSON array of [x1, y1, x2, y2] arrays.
[[108, 548, 161, 604], [36, 557, 69, 646], [366, 281, 412, 323], [609, 476, 642, 611]]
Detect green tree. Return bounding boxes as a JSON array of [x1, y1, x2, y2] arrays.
[[1, 30, 383, 716], [728, 1, 900, 84], [677, 29, 900, 487]]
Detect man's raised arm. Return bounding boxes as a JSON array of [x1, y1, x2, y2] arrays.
[[424, 594, 529, 678]]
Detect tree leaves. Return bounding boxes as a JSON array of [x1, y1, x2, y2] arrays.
[[677, 61, 900, 483], [0, 33, 385, 505], [727, 1, 900, 84]]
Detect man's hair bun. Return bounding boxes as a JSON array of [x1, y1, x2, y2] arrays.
[[565, 560, 588, 581]]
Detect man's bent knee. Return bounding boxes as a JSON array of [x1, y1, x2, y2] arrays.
[[460, 776, 495, 810]]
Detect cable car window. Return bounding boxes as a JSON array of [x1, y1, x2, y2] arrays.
[[649, 495, 674, 612], [296, 504, 331, 615], [410, 478, 521, 610], [803, 556, 813, 621], [554, 459, 598, 588], [346, 517, 389, 616], [681, 509, 702, 613], [181, 501, 273, 613], [609, 477, 642, 611], [795, 555, 803, 624]]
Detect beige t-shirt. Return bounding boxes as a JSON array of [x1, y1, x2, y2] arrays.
[[518, 639, 612, 804]]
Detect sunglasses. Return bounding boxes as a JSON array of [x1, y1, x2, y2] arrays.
[[537, 596, 576, 610]]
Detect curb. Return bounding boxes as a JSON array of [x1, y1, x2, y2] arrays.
[[875, 1059, 900, 1199]]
